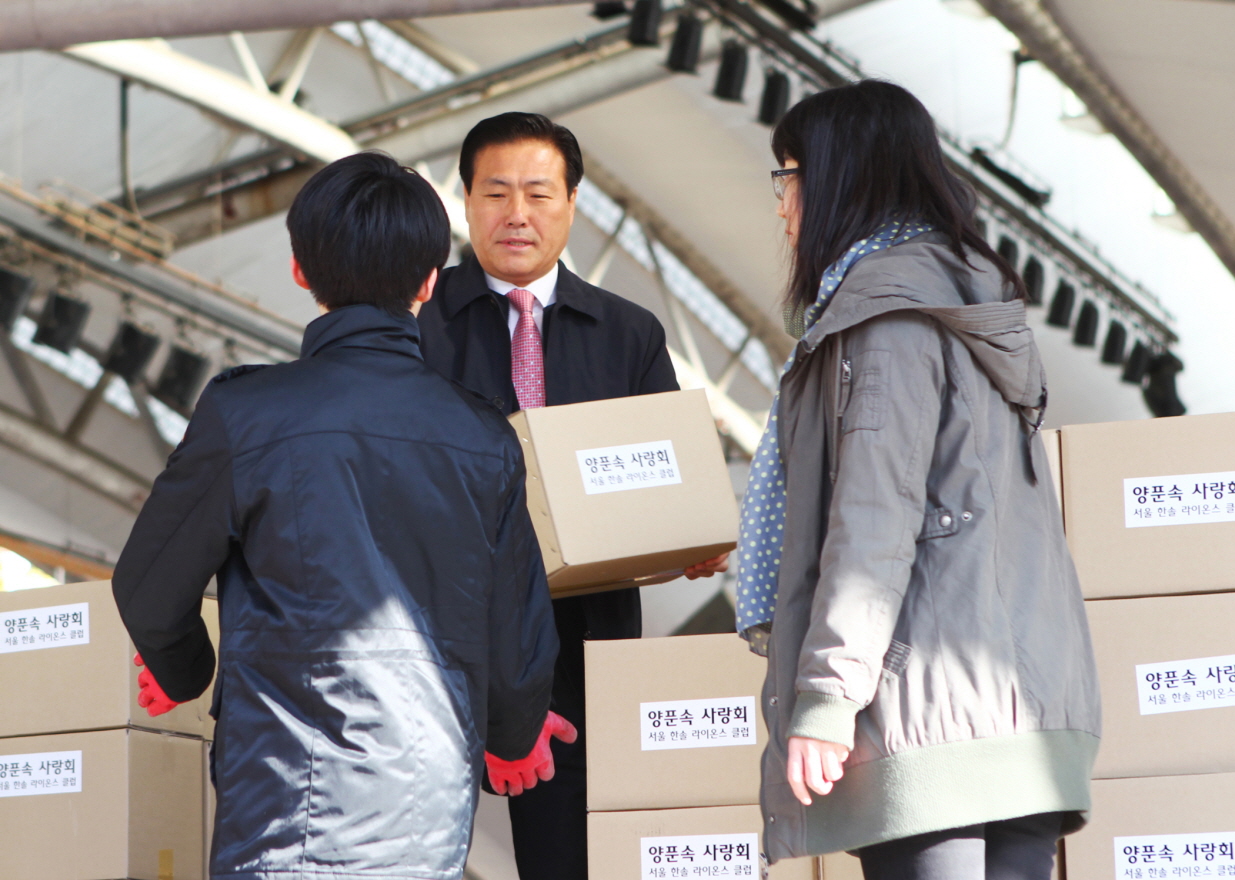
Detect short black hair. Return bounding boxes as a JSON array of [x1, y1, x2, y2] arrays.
[[286, 151, 451, 315], [459, 112, 584, 194]]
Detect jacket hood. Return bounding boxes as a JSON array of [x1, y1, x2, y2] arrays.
[[802, 233, 1046, 411]]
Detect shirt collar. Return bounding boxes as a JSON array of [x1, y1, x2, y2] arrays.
[[484, 263, 559, 309]]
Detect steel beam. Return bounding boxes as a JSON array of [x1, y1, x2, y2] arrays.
[[0, 399, 150, 513], [0, 0, 584, 52], [64, 39, 360, 164], [977, 0, 1235, 286]]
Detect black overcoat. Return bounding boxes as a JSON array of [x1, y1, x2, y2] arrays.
[[418, 256, 680, 642], [112, 305, 558, 880]]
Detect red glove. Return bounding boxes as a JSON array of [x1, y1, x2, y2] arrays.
[[133, 653, 183, 717], [485, 711, 577, 796]]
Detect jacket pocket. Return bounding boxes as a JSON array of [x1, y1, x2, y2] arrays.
[[840, 349, 891, 434]]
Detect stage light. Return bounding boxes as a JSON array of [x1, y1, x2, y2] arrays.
[[758, 70, 791, 126], [102, 322, 160, 384], [1046, 281, 1074, 328], [592, 1, 628, 19], [996, 235, 1018, 268], [1101, 320, 1126, 365], [627, 0, 661, 46], [0, 267, 35, 331], [713, 41, 748, 102], [1021, 256, 1043, 305], [33, 292, 90, 353], [666, 14, 703, 73], [1072, 300, 1099, 346], [1144, 352, 1186, 417], [1122, 341, 1151, 385], [153, 346, 211, 413]]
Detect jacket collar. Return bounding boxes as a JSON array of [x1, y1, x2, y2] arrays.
[[300, 304, 424, 360], [439, 256, 602, 322]]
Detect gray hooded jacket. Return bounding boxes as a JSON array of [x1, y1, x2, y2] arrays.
[[760, 233, 1101, 860]]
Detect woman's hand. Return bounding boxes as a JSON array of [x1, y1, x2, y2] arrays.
[[786, 736, 849, 805], [683, 552, 730, 580]]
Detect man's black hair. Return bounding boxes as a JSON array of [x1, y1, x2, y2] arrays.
[[459, 112, 584, 194], [287, 151, 451, 315]]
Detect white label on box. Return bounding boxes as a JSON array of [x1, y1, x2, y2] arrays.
[[640, 696, 757, 751], [0, 750, 82, 798], [1137, 653, 1235, 715], [576, 440, 682, 495], [1124, 472, 1235, 528], [1114, 832, 1235, 877], [641, 832, 759, 878], [0, 602, 90, 654]]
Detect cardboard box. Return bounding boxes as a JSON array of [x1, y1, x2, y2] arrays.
[[0, 581, 218, 739], [586, 633, 767, 812], [1041, 428, 1063, 517], [0, 727, 204, 880], [1087, 592, 1235, 779], [1062, 413, 1235, 598], [1064, 772, 1235, 879], [588, 804, 817, 880], [819, 851, 863, 879], [510, 389, 738, 597]]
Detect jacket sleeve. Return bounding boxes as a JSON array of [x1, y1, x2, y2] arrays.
[[636, 314, 680, 395], [485, 444, 559, 761], [111, 388, 236, 703], [788, 312, 945, 749]]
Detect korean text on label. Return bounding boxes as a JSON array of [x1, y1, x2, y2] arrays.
[[641, 832, 759, 878], [576, 440, 682, 496], [1115, 831, 1235, 878], [0, 750, 82, 798], [1124, 471, 1235, 529], [641, 696, 757, 751], [0, 602, 90, 655], [1137, 652, 1235, 716]]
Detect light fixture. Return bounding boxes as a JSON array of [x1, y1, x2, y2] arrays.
[[33, 292, 90, 353], [1021, 256, 1044, 306], [1072, 301, 1099, 347], [1121, 341, 1151, 385], [758, 70, 791, 126], [666, 13, 703, 73], [1046, 281, 1074, 328], [592, 1, 628, 19], [996, 235, 1018, 269], [153, 346, 211, 414], [627, 0, 661, 46], [103, 322, 160, 384], [1101, 320, 1126, 365], [1143, 352, 1186, 418], [713, 41, 748, 102], [0, 267, 34, 331]]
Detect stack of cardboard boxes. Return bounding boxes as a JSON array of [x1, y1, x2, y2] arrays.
[[1058, 412, 1235, 878], [0, 580, 218, 880], [585, 633, 862, 880]]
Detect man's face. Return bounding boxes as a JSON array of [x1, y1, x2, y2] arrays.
[[464, 139, 577, 288]]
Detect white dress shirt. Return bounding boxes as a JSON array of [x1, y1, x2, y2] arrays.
[[484, 264, 559, 339]]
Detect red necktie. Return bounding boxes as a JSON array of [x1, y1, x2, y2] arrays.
[[507, 288, 545, 410]]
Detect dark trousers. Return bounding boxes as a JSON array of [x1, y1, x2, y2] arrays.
[[857, 812, 1063, 880], [508, 599, 590, 880]]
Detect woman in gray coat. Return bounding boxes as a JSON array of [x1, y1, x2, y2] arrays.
[[738, 81, 1101, 879]]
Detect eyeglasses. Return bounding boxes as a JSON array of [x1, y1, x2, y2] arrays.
[[771, 168, 800, 200]]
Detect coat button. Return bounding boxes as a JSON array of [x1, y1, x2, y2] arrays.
[[769, 816, 776, 823], [961, 511, 973, 522], [939, 514, 953, 528], [769, 696, 778, 706], [493, 397, 504, 408]]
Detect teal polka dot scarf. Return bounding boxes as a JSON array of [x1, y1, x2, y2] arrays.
[[736, 220, 934, 655]]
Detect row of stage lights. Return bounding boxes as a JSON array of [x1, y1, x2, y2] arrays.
[[0, 266, 211, 416], [991, 233, 1185, 417], [598, 0, 795, 126]]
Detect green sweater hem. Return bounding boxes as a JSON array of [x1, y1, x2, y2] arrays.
[[787, 692, 863, 750], [765, 728, 1099, 861]]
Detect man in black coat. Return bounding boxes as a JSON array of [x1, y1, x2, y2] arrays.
[[418, 112, 728, 880], [111, 153, 564, 880]]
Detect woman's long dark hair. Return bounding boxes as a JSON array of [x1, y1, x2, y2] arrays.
[[772, 80, 1025, 310]]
